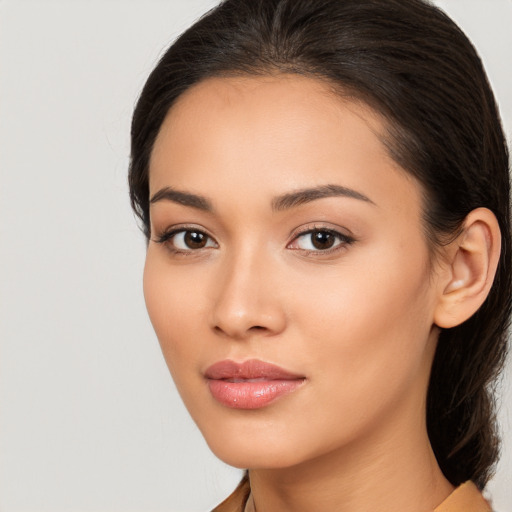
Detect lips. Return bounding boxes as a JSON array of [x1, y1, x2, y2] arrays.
[[205, 359, 305, 409]]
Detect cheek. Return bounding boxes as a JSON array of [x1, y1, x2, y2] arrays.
[[291, 240, 435, 400], [142, 251, 206, 377]]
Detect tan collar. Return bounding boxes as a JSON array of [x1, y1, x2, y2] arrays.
[[212, 479, 491, 512], [434, 481, 491, 512]]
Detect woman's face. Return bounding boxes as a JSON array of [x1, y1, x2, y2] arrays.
[[144, 75, 443, 469]]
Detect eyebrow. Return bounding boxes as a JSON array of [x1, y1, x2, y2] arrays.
[[149, 183, 374, 213], [271, 184, 375, 211], [150, 187, 213, 212]]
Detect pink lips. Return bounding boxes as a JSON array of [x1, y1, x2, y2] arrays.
[[205, 359, 305, 409]]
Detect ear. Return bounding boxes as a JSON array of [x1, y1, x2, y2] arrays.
[[434, 208, 501, 329]]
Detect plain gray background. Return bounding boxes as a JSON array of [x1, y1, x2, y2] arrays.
[[0, 1, 510, 511]]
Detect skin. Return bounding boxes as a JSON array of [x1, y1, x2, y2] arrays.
[[143, 74, 497, 512]]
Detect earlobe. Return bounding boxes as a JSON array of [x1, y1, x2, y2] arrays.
[[434, 208, 501, 329]]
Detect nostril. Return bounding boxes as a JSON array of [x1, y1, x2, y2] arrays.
[[211, 304, 287, 338], [213, 324, 267, 337]]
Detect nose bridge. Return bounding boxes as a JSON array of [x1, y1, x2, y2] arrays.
[[211, 241, 285, 338]]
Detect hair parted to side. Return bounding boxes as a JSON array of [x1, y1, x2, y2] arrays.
[[129, 0, 511, 488]]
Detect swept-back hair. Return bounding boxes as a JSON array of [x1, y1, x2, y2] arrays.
[[129, 0, 511, 488]]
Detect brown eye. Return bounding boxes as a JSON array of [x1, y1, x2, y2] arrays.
[[184, 230, 207, 249], [310, 230, 336, 250], [158, 229, 217, 251], [288, 228, 354, 253]]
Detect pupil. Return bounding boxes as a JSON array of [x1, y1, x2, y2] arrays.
[[185, 231, 206, 249], [312, 231, 334, 250]]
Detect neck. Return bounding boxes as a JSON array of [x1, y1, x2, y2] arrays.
[[247, 400, 454, 512]]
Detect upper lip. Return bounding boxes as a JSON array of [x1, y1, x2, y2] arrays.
[[204, 359, 304, 380]]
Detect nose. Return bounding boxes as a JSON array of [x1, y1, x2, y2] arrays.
[[210, 250, 287, 340]]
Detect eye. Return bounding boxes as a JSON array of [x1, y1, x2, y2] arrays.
[[155, 228, 217, 252], [288, 228, 353, 252]]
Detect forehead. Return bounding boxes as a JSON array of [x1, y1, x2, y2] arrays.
[[149, 74, 421, 218], [155, 74, 387, 148], [169, 74, 359, 120], [152, 75, 392, 169]]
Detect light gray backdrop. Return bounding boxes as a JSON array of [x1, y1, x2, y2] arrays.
[[0, 1, 510, 511]]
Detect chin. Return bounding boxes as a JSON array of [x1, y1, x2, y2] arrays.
[[198, 419, 307, 470], [208, 442, 304, 470]]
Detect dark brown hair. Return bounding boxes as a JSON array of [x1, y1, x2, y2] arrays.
[[129, 0, 511, 488]]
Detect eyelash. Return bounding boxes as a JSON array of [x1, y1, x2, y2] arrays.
[[154, 225, 218, 255], [153, 225, 355, 257], [288, 226, 355, 255]]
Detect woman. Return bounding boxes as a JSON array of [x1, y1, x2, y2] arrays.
[[129, 0, 511, 510]]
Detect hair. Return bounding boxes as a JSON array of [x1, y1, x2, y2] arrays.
[[129, 0, 511, 489]]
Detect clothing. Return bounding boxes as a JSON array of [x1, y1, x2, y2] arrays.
[[211, 479, 491, 512], [433, 482, 492, 512]]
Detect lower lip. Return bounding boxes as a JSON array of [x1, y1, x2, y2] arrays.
[[207, 379, 305, 409]]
